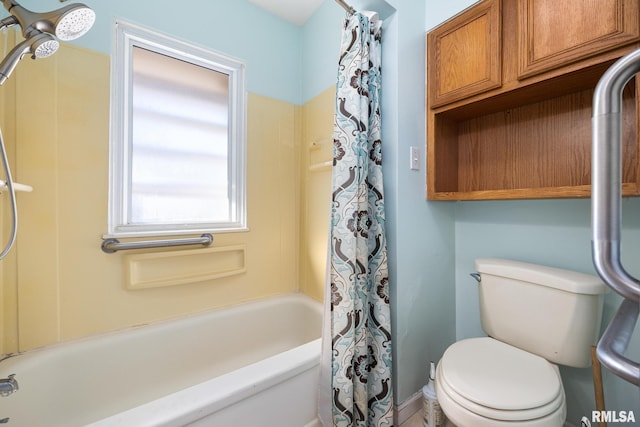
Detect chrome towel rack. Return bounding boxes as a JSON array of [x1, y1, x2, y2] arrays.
[[101, 234, 214, 254], [592, 47, 640, 386]]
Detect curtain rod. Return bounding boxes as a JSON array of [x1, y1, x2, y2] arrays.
[[335, 0, 356, 15]]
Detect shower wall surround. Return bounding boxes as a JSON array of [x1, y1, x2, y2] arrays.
[[0, 40, 306, 352], [299, 87, 335, 302], [0, 0, 320, 355]]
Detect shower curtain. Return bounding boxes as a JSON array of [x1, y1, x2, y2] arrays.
[[319, 10, 393, 427]]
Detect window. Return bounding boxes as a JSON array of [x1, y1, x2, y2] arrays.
[[108, 20, 247, 238]]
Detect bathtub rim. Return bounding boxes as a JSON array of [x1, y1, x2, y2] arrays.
[[87, 338, 321, 427]]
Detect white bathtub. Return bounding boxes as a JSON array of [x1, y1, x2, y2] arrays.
[[0, 293, 323, 427]]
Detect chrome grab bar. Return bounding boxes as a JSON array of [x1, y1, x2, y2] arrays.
[[592, 47, 640, 385], [596, 298, 640, 384], [101, 233, 214, 254]]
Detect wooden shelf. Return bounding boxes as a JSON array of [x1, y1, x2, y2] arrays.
[[428, 79, 640, 200]]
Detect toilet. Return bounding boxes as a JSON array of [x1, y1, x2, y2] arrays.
[[436, 258, 608, 427]]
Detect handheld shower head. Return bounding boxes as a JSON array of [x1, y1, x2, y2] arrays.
[[0, 0, 95, 85], [0, 32, 57, 84], [1, 1, 95, 40]]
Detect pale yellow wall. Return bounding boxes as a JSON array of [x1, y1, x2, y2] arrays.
[[299, 87, 335, 302], [1, 44, 302, 353]]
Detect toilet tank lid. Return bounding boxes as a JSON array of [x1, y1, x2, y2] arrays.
[[475, 258, 608, 295]]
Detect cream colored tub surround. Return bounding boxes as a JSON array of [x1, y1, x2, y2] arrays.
[[299, 87, 334, 302], [1, 42, 303, 353]]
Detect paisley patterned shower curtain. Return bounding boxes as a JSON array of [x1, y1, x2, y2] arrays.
[[322, 10, 393, 427]]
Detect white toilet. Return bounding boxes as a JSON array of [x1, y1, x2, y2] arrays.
[[436, 258, 608, 427]]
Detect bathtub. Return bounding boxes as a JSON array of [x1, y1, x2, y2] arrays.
[[0, 292, 323, 427]]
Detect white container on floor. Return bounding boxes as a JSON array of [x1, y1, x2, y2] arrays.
[[422, 361, 445, 427]]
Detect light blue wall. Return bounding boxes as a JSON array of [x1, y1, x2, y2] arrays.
[[301, 1, 343, 102], [4, 0, 303, 104], [399, 0, 640, 421], [455, 199, 640, 422], [430, 1, 640, 424], [383, 0, 457, 406]]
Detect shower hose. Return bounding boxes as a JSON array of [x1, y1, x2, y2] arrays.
[[0, 127, 17, 260]]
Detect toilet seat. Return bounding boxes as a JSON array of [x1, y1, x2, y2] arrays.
[[438, 337, 565, 423]]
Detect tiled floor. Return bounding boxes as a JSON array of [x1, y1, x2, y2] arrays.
[[399, 411, 575, 427], [399, 411, 423, 427], [400, 411, 455, 427]]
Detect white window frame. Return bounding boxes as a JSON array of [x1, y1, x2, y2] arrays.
[[107, 19, 247, 238]]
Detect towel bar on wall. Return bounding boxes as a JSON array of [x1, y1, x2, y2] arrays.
[[101, 234, 214, 254]]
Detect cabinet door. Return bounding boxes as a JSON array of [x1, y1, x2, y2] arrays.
[[518, 0, 640, 79], [427, 0, 502, 108]]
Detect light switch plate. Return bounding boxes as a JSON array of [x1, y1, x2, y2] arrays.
[[410, 146, 420, 170]]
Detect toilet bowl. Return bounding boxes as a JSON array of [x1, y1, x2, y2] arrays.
[[435, 259, 607, 427], [436, 338, 566, 427]]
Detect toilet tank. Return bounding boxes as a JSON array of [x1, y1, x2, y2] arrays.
[[475, 258, 608, 368]]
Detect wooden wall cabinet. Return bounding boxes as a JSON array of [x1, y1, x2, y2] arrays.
[[427, 0, 501, 108], [518, 0, 640, 79], [427, 0, 640, 200]]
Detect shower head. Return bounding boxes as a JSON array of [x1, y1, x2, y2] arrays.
[[51, 4, 95, 40], [1, 0, 95, 41], [0, 32, 58, 84], [0, 0, 95, 84]]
